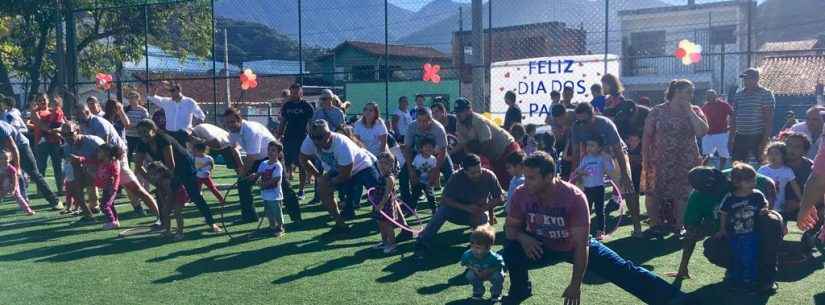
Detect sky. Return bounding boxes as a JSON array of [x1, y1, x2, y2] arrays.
[[389, 0, 765, 12]]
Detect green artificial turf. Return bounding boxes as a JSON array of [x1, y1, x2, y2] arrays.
[[0, 167, 823, 305]]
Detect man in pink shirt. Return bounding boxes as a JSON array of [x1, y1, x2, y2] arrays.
[[700, 90, 733, 168], [503, 152, 688, 305]]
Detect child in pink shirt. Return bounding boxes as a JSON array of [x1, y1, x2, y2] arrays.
[[95, 144, 122, 229]]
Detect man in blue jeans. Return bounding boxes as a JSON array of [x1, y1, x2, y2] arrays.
[[300, 120, 380, 234], [414, 154, 504, 257], [504, 152, 688, 305]]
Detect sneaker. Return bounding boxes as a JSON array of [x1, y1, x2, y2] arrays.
[[172, 233, 185, 241], [297, 190, 305, 200], [372, 242, 385, 250], [273, 228, 285, 238], [470, 293, 484, 301], [396, 230, 414, 242], [757, 282, 778, 295], [103, 221, 120, 230], [150, 220, 164, 231], [25, 210, 36, 216], [90, 207, 100, 214], [210, 224, 224, 233], [490, 295, 502, 303], [383, 243, 398, 254], [51, 202, 64, 211]]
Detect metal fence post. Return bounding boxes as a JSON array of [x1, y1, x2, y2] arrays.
[[604, 0, 609, 75], [211, 0, 218, 123], [384, 0, 390, 119], [298, 0, 303, 85], [144, 2, 150, 101]]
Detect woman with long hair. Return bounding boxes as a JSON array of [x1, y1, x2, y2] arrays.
[[103, 99, 130, 142], [641, 80, 709, 237], [353, 102, 389, 157], [601, 73, 625, 115]]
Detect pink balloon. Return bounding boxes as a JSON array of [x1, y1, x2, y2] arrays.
[[690, 52, 702, 63]]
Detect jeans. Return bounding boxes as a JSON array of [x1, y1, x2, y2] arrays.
[[238, 159, 266, 221], [36, 142, 63, 191], [702, 210, 782, 286], [337, 165, 381, 218], [400, 155, 453, 205], [410, 181, 435, 211], [584, 186, 606, 232], [172, 174, 215, 225], [729, 233, 759, 283], [466, 269, 504, 297], [19, 142, 59, 206], [417, 206, 489, 245], [503, 238, 681, 305]]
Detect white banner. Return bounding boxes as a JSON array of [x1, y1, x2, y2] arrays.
[[490, 54, 620, 125]]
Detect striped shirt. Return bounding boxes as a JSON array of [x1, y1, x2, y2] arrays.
[[732, 87, 775, 135]]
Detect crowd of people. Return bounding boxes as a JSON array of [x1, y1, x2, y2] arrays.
[[3, 67, 825, 305]]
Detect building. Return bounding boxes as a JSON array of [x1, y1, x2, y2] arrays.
[[758, 55, 825, 132], [452, 21, 587, 83], [618, 0, 754, 102], [315, 41, 451, 85]]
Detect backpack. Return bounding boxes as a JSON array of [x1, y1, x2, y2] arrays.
[[689, 166, 731, 196]]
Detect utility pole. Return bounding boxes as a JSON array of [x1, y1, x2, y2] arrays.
[[224, 28, 231, 107], [471, 0, 483, 110]]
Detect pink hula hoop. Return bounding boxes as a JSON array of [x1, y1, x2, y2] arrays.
[[367, 188, 423, 234]]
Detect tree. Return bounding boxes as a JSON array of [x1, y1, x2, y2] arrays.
[[0, 0, 212, 102]]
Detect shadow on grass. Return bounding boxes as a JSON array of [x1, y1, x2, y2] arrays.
[[417, 272, 466, 295], [376, 228, 472, 284], [154, 239, 372, 284], [815, 292, 825, 305], [689, 282, 771, 305]]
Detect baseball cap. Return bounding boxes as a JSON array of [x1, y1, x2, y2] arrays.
[[453, 98, 472, 112], [739, 68, 759, 79]]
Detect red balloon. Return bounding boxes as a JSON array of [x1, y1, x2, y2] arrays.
[[690, 52, 702, 63], [674, 48, 687, 59]]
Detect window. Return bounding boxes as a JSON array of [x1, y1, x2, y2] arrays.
[[352, 65, 375, 81], [710, 25, 737, 45], [630, 31, 666, 56]]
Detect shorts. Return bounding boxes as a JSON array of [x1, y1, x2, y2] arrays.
[[283, 136, 304, 167], [118, 157, 139, 185], [702, 132, 730, 158]]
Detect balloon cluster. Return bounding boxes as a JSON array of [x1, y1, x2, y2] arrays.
[[95, 73, 113, 90], [674, 39, 702, 66], [240, 69, 258, 90], [422, 63, 441, 84]]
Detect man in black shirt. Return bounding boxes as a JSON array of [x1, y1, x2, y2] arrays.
[[278, 83, 314, 197], [503, 91, 521, 131], [604, 99, 649, 236]]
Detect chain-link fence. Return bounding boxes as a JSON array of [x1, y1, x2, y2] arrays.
[[3, 0, 823, 126]]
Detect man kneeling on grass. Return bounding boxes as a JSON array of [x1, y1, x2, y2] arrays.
[[503, 152, 688, 305]]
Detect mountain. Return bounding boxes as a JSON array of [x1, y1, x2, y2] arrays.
[[396, 0, 470, 39], [215, 17, 299, 64], [397, 0, 670, 53], [757, 0, 825, 43], [215, 0, 416, 48]]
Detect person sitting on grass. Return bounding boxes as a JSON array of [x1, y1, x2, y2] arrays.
[[252, 140, 287, 237], [503, 151, 688, 305], [718, 162, 772, 294], [414, 154, 503, 258], [461, 225, 504, 303], [0, 150, 34, 216], [411, 137, 438, 213], [371, 152, 406, 255]]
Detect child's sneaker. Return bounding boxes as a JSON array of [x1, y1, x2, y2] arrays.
[[25, 210, 36, 216], [103, 221, 120, 230]]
